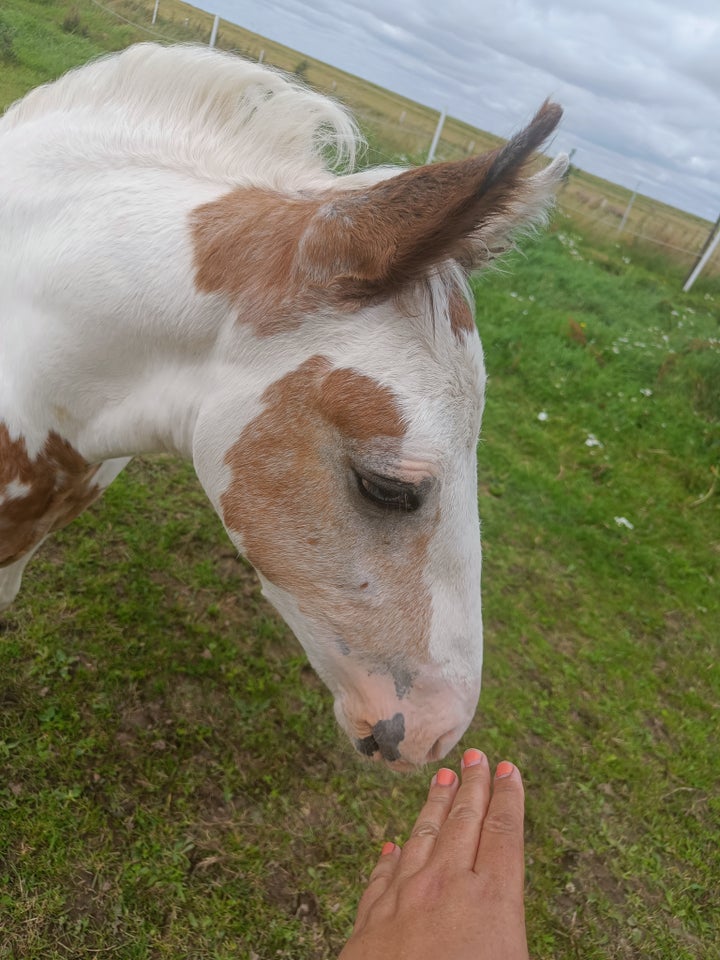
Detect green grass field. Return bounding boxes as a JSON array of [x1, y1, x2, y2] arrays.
[[1, 2, 719, 958]]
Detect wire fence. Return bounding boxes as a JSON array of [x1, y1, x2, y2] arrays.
[[85, 0, 720, 281]]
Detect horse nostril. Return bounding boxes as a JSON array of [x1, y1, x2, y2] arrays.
[[354, 713, 406, 762], [427, 724, 464, 763], [355, 732, 380, 757], [371, 713, 405, 762]]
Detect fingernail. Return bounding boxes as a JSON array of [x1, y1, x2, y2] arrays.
[[462, 748, 485, 768], [381, 841, 396, 856], [496, 760, 514, 779], [436, 767, 456, 786]]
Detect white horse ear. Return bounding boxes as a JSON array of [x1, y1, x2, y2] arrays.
[[299, 101, 568, 297]]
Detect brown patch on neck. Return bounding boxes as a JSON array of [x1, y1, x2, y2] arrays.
[[190, 187, 329, 337], [220, 356, 433, 665], [448, 285, 475, 338], [0, 425, 102, 566]]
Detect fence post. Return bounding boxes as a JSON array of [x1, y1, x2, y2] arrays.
[[426, 107, 447, 164], [618, 181, 640, 234], [683, 217, 720, 292], [151, 0, 159, 24], [209, 14, 219, 47]]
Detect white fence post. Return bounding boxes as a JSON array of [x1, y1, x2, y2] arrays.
[[683, 220, 720, 292], [151, 0, 159, 25], [426, 107, 447, 164], [618, 181, 640, 234], [209, 14, 219, 48]]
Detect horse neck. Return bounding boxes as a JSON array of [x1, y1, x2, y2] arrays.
[[3, 163, 259, 462]]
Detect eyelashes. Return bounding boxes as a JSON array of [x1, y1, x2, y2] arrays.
[[353, 470, 422, 513]]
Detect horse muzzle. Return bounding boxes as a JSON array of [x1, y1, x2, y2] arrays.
[[334, 673, 481, 769]]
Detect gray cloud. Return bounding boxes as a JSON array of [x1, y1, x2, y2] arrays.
[[209, 0, 720, 219]]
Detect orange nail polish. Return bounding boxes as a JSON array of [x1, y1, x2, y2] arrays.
[[381, 841, 396, 856], [496, 761, 514, 778], [436, 767, 456, 786], [462, 748, 485, 768]]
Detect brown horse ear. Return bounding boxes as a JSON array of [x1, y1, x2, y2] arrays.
[[299, 100, 567, 297]]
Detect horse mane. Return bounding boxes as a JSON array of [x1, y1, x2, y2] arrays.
[[0, 43, 365, 189]]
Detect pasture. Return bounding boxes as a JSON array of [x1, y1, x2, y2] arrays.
[[1, 3, 719, 959]]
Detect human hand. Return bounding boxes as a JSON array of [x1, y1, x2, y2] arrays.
[[339, 751, 529, 960]]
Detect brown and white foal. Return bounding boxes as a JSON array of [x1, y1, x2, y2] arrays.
[[0, 44, 566, 768]]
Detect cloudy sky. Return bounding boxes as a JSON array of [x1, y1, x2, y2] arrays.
[[202, 0, 718, 220]]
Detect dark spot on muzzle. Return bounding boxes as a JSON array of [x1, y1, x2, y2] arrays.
[[355, 713, 405, 762], [393, 668, 414, 699]]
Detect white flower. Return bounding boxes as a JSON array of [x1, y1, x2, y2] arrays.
[[585, 433, 603, 448], [614, 516, 634, 530], [640, 388, 653, 397], [537, 411, 549, 422]]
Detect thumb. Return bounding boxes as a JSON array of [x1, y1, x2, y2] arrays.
[[352, 842, 401, 932]]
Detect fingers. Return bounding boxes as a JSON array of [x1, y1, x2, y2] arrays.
[[395, 766, 460, 878], [351, 841, 400, 932], [429, 748, 492, 870], [473, 761, 525, 899]]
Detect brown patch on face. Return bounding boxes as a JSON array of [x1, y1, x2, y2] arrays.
[[190, 187, 329, 337], [317, 367, 405, 442], [0, 424, 102, 567], [220, 356, 434, 665], [448, 286, 475, 338]]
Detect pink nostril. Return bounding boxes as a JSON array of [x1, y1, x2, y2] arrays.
[[427, 724, 465, 764]]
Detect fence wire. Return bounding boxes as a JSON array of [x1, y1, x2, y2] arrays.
[[79, 0, 720, 279]]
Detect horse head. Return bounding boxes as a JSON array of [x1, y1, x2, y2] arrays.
[[191, 102, 566, 769]]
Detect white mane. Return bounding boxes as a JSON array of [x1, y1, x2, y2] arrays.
[[1, 43, 365, 189]]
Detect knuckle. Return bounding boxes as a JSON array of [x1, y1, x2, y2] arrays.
[[368, 863, 392, 882], [483, 809, 521, 836], [428, 791, 453, 807], [447, 801, 480, 823], [410, 818, 441, 840]]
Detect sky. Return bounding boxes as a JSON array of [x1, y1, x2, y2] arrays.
[[201, 0, 719, 220]]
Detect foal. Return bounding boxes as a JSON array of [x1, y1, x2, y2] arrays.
[[0, 44, 566, 768]]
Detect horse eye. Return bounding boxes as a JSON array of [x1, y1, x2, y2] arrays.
[[354, 472, 421, 512]]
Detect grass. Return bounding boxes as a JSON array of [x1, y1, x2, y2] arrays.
[[2, 232, 718, 960], [1, 3, 720, 957]]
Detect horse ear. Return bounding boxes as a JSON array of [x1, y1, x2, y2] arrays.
[[299, 101, 567, 297]]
